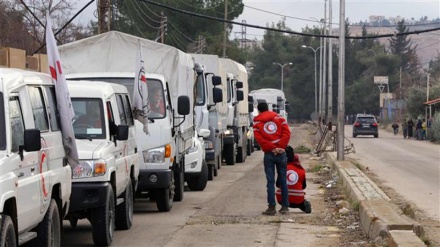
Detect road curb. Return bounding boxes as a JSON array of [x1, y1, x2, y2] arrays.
[[324, 152, 426, 246]]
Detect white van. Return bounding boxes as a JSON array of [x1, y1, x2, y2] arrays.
[[65, 80, 139, 246], [0, 68, 72, 246]]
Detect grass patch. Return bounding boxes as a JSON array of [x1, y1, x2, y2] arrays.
[[294, 145, 311, 154], [310, 163, 323, 173]]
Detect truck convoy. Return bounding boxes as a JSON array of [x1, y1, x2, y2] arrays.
[[0, 68, 72, 246], [59, 31, 194, 213]]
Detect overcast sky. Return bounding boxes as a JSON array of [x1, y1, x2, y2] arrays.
[[231, 0, 440, 40], [73, 0, 440, 40]]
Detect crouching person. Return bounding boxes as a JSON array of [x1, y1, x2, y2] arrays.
[[276, 145, 312, 214]]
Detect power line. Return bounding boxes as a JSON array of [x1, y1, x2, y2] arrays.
[[138, 0, 440, 40]]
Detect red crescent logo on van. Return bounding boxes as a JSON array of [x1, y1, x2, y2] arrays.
[[39, 151, 49, 198]]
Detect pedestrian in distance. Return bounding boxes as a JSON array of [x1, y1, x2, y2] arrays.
[[276, 146, 311, 214], [391, 122, 399, 135], [407, 118, 414, 139], [402, 119, 408, 139], [253, 102, 291, 216]]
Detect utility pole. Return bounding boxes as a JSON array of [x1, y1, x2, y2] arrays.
[[98, 0, 111, 34], [337, 0, 345, 161], [222, 0, 228, 58], [327, 0, 333, 127], [160, 12, 167, 44], [322, 0, 328, 123]]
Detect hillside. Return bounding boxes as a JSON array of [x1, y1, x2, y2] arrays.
[[347, 25, 440, 67]]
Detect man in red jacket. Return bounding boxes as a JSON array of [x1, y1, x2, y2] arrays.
[[276, 146, 312, 213], [253, 102, 291, 215]]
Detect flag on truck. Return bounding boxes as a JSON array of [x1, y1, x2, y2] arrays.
[[133, 42, 150, 134], [45, 12, 79, 167]]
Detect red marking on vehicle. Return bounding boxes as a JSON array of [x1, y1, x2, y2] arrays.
[[39, 152, 48, 198]]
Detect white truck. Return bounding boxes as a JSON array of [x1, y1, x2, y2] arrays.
[[249, 88, 288, 120], [0, 68, 72, 246], [219, 58, 250, 165], [191, 54, 227, 178], [59, 31, 194, 212], [65, 80, 139, 246]]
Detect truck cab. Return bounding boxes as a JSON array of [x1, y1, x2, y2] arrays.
[[66, 80, 139, 246], [0, 68, 71, 246]]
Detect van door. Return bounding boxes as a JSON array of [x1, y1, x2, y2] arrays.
[[10, 94, 42, 231], [111, 97, 127, 195]]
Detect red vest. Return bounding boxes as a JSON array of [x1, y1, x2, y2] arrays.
[[276, 161, 305, 204]]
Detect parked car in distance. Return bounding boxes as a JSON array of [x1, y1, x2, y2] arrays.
[[352, 114, 379, 138]]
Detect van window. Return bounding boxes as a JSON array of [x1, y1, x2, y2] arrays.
[[44, 87, 60, 131], [72, 98, 106, 139], [28, 87, 49, 132], [0, 92, 5, 150], [195, 74, 205, 106], [122, 95, 134, 125], [116, 95, 127, 125], [9, 97, 25, 152]]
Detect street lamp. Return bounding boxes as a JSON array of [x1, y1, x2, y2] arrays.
[[302, 45, 321, 116], [272, 62, 292, 93]]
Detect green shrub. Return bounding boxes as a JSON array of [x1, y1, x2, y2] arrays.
[[429, 116, 440, 143]]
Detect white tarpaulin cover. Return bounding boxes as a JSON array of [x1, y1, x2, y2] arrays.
[[58, 31, 195, 133]]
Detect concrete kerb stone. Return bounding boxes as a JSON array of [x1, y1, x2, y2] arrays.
[[324, 152, 425, 246]]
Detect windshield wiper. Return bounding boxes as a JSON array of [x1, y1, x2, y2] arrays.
[[75, 134, 92, 141]]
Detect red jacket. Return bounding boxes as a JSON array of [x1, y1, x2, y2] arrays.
[[253, 111, 290, 152], [276, 154, 306, 204]]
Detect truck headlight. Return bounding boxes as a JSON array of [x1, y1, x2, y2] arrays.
[[72, 160, 106, 178], [225, 129, 233, 135], [143, 147, 165, 163]]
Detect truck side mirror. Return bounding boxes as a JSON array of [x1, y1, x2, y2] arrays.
[[248, 102, 253, 113], [24, 129, 41, 152], [177, 96, 190, 115], [248, 95, 254, 102], [236, 90, 244, 102], [116, 125, 129, 141], [285, 104, 291, 112], [212, 76, 222, 86], [213, 88, 222, 103], [236, 81, 243, 89]]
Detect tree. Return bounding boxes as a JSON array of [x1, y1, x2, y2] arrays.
[[111, 0, 244, 58], [388, 20, 422, 83], [4, 0, 90, 54]]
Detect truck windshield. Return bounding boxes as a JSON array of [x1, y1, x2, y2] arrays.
[[195, 74, 205, 106], [0, 92, 5, 150], [71, 98, 106, 139], [68, 77, 165, 119]]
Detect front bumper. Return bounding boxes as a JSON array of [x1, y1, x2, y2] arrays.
[[137, 169, 171, 191], [69, 182, 111, 212]]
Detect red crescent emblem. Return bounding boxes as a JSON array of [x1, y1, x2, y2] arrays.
[[39, 152, 48, 198]]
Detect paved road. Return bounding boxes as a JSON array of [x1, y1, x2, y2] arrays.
[[344, 125, 440, 221]]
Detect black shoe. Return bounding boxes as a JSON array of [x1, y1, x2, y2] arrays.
[[279, 206, 289, 214], [303, 200, 312, 214], [262, 205, 276, 216]]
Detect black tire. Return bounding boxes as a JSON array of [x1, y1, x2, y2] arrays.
[[155, 187, 173, 212], [0, 214, 16, 247], [91, 187, 115, 246], [224, 143, 235, 165], [207, 164, 214, 181], [115, 179, 133, 230], [32, 199, 61, 247], [352, 133, 357, 138], [216, 155, 221, 171], [173, 169, 184, 202], [236, 146, 244, 163], [374, 134, 378, 138], [246, 140, 252, 156], [187, 160, 208, 191]]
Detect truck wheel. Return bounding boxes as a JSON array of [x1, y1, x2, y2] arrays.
[[91, 187, 115, 246], [236, 146, 244, 163], [32, 199, 61, 247], [155, 188, 173, 212], [0, 214, 17, 247], [216, 155, 221, 172], [207, 163, 214, 181], [173, 170, 184, 202], [187, 160, 208, 191], [224, 143, 235, 165], [246, 141, 252, 156], [115, 179, 133, 230]]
